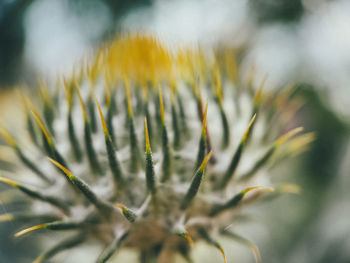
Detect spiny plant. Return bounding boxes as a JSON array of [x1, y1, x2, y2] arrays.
[[0, 35, 314, 263]]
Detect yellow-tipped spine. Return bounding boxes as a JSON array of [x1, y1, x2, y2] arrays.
[[181, 150, 213, 210]]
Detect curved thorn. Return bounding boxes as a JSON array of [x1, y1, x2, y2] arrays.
[[175, 229, 194, 247], [31, 109, 53, 146], [0, 176, 69, 213], [96, 98, 124, 185], [49, 158, 74, 180], [144, 118, 156, 195], [144, 117, 151, 154], [199, 150, 213, 172], [198, 228, 227, 263], [75, 87, 88, 122], [125, 78, 133, 118], [159, 86, 165, 125], [210, 186, 265, 216], [48, 158, 113, 216], [0, 177, 18, 187], [242, 114, 257, 144], [201, 99, 208, 136], [181, 150, 213, 210], [275, 127, 303, 147], [15, 224, 46, 237], [219, 114, 257, 189], [115, 203, 136, 223], [96, 97, 108, 136], [221, 230, 261, 263], [0, 128, 17, 147]]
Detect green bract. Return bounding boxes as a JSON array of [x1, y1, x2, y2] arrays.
[[0, 35, 314, 263]]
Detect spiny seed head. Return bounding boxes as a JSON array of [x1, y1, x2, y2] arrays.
[[0, 34, 314, 263]]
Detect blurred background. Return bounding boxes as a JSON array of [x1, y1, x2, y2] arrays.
[[0, 0, 349, 262]]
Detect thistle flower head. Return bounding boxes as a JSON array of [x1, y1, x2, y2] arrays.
[[0, 34, 314, 263]]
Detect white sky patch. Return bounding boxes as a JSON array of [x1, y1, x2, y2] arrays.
[[121, 0, 249, 47], [243, 24, 300, 89], [24, 0, 111, 79], [299, 0, 350, 116]]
